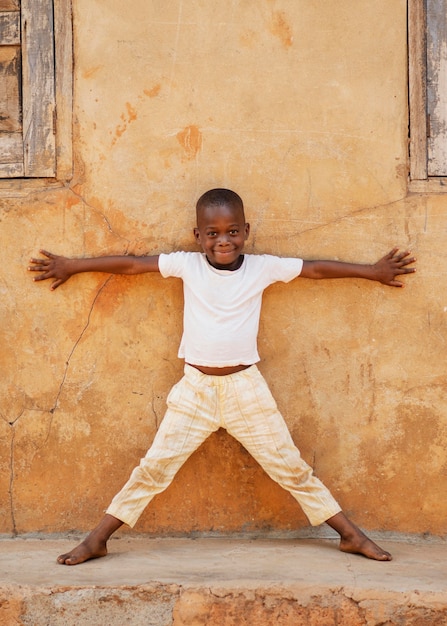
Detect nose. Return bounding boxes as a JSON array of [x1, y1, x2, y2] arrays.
[[217, 234, 230, 246]]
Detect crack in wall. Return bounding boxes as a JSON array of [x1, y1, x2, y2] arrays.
[[67, 187, 131, 245], [1, 407, 23, 535], [268, 194, 409, 239], [6, 186, 156, 533], [9, 424, 16, 535], [44, 276, 113, 438], [151, 397, 161, 429], [6, 277, 112, 534]]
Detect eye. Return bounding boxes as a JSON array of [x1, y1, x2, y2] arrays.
[[229, 229, 239, 235], [207, 231, 217, 237]]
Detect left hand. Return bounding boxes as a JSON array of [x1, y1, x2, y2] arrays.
[[372, 248, 416, 287]]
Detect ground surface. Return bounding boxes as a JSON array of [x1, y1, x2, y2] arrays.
[[1, 535, 446, 625]]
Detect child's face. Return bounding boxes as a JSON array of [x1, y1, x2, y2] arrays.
[[194, 202, 250, 270]]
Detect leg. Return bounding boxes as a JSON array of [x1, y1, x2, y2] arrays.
[[57, 514, 123, 565], [222, 367, 392, 561], [106, 370, 220, 527], [222, 367, 341, 526], [58, 369, 220, 565], [326, 511, 392, 561]]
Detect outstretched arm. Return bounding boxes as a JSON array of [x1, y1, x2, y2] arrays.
[[300, 248, 416, 287], [28, 249, 160, 290]]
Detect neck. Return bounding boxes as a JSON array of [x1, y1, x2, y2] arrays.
[[206, 254, 244, 271]]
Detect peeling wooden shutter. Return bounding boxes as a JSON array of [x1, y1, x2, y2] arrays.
[[0, 0, 23, 176], [408, 0, 428, 181], [0, 0, 56, 178], [22, 0, 55, 176], [427, 0, 447, 176]]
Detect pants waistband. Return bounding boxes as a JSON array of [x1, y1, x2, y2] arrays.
[[184, 363, 258, 385]]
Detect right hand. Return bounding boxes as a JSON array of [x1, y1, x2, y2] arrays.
[[28, 249, 73, 290]]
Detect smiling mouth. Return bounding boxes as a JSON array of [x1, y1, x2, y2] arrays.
[[214, 247, 236, 255]]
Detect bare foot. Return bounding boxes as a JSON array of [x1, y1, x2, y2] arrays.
[[326, 511, 392, 561], [57, 514, 123, 566], [339, 531, 392, 561], [57, 535, 108, 565]]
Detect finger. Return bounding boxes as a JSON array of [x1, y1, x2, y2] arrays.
[[40, 249, 56, 259], [392, 252, 412, 264], [390, 255, 415, 269], [51, 279, 64, 290], [393, 262, 416, 272], [387, 247, 399, 258], [28, 264, 49, 272], [32, 273, 49, 282]]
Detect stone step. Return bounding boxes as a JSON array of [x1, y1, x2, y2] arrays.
[[0, 535, 446, 625]]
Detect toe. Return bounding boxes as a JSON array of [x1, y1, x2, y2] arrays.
[[57, 553, 77, 565]]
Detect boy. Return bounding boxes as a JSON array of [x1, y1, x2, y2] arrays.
[[29, 188, 416, 565]]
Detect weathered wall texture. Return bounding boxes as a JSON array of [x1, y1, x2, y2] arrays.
[[1, 1, 446, 537]]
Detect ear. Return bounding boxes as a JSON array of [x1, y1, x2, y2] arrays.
[[244, 223, 250, 239], [193, 227, 201, 244]]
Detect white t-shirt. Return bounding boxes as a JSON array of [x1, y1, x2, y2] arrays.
[[158, 252, 303, 367]]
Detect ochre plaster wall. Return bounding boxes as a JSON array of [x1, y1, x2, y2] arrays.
[[1, 1, 446, 537]]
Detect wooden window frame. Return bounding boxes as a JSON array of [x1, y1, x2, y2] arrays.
[[0, 0, 72, 189], [409, 0, 447, 191]]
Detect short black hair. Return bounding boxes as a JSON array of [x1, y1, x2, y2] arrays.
[[196, 188, 245, 219]]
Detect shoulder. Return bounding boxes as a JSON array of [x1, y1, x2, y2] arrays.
[[158, 251, 203, 277], [244, 253, 302, 268], [244, 254, 303, 282]]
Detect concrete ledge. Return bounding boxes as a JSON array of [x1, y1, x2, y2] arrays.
[[1, 536, 446, 625]]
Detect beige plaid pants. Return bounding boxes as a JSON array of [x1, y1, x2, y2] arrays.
[[107, 364, 341, 527]]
